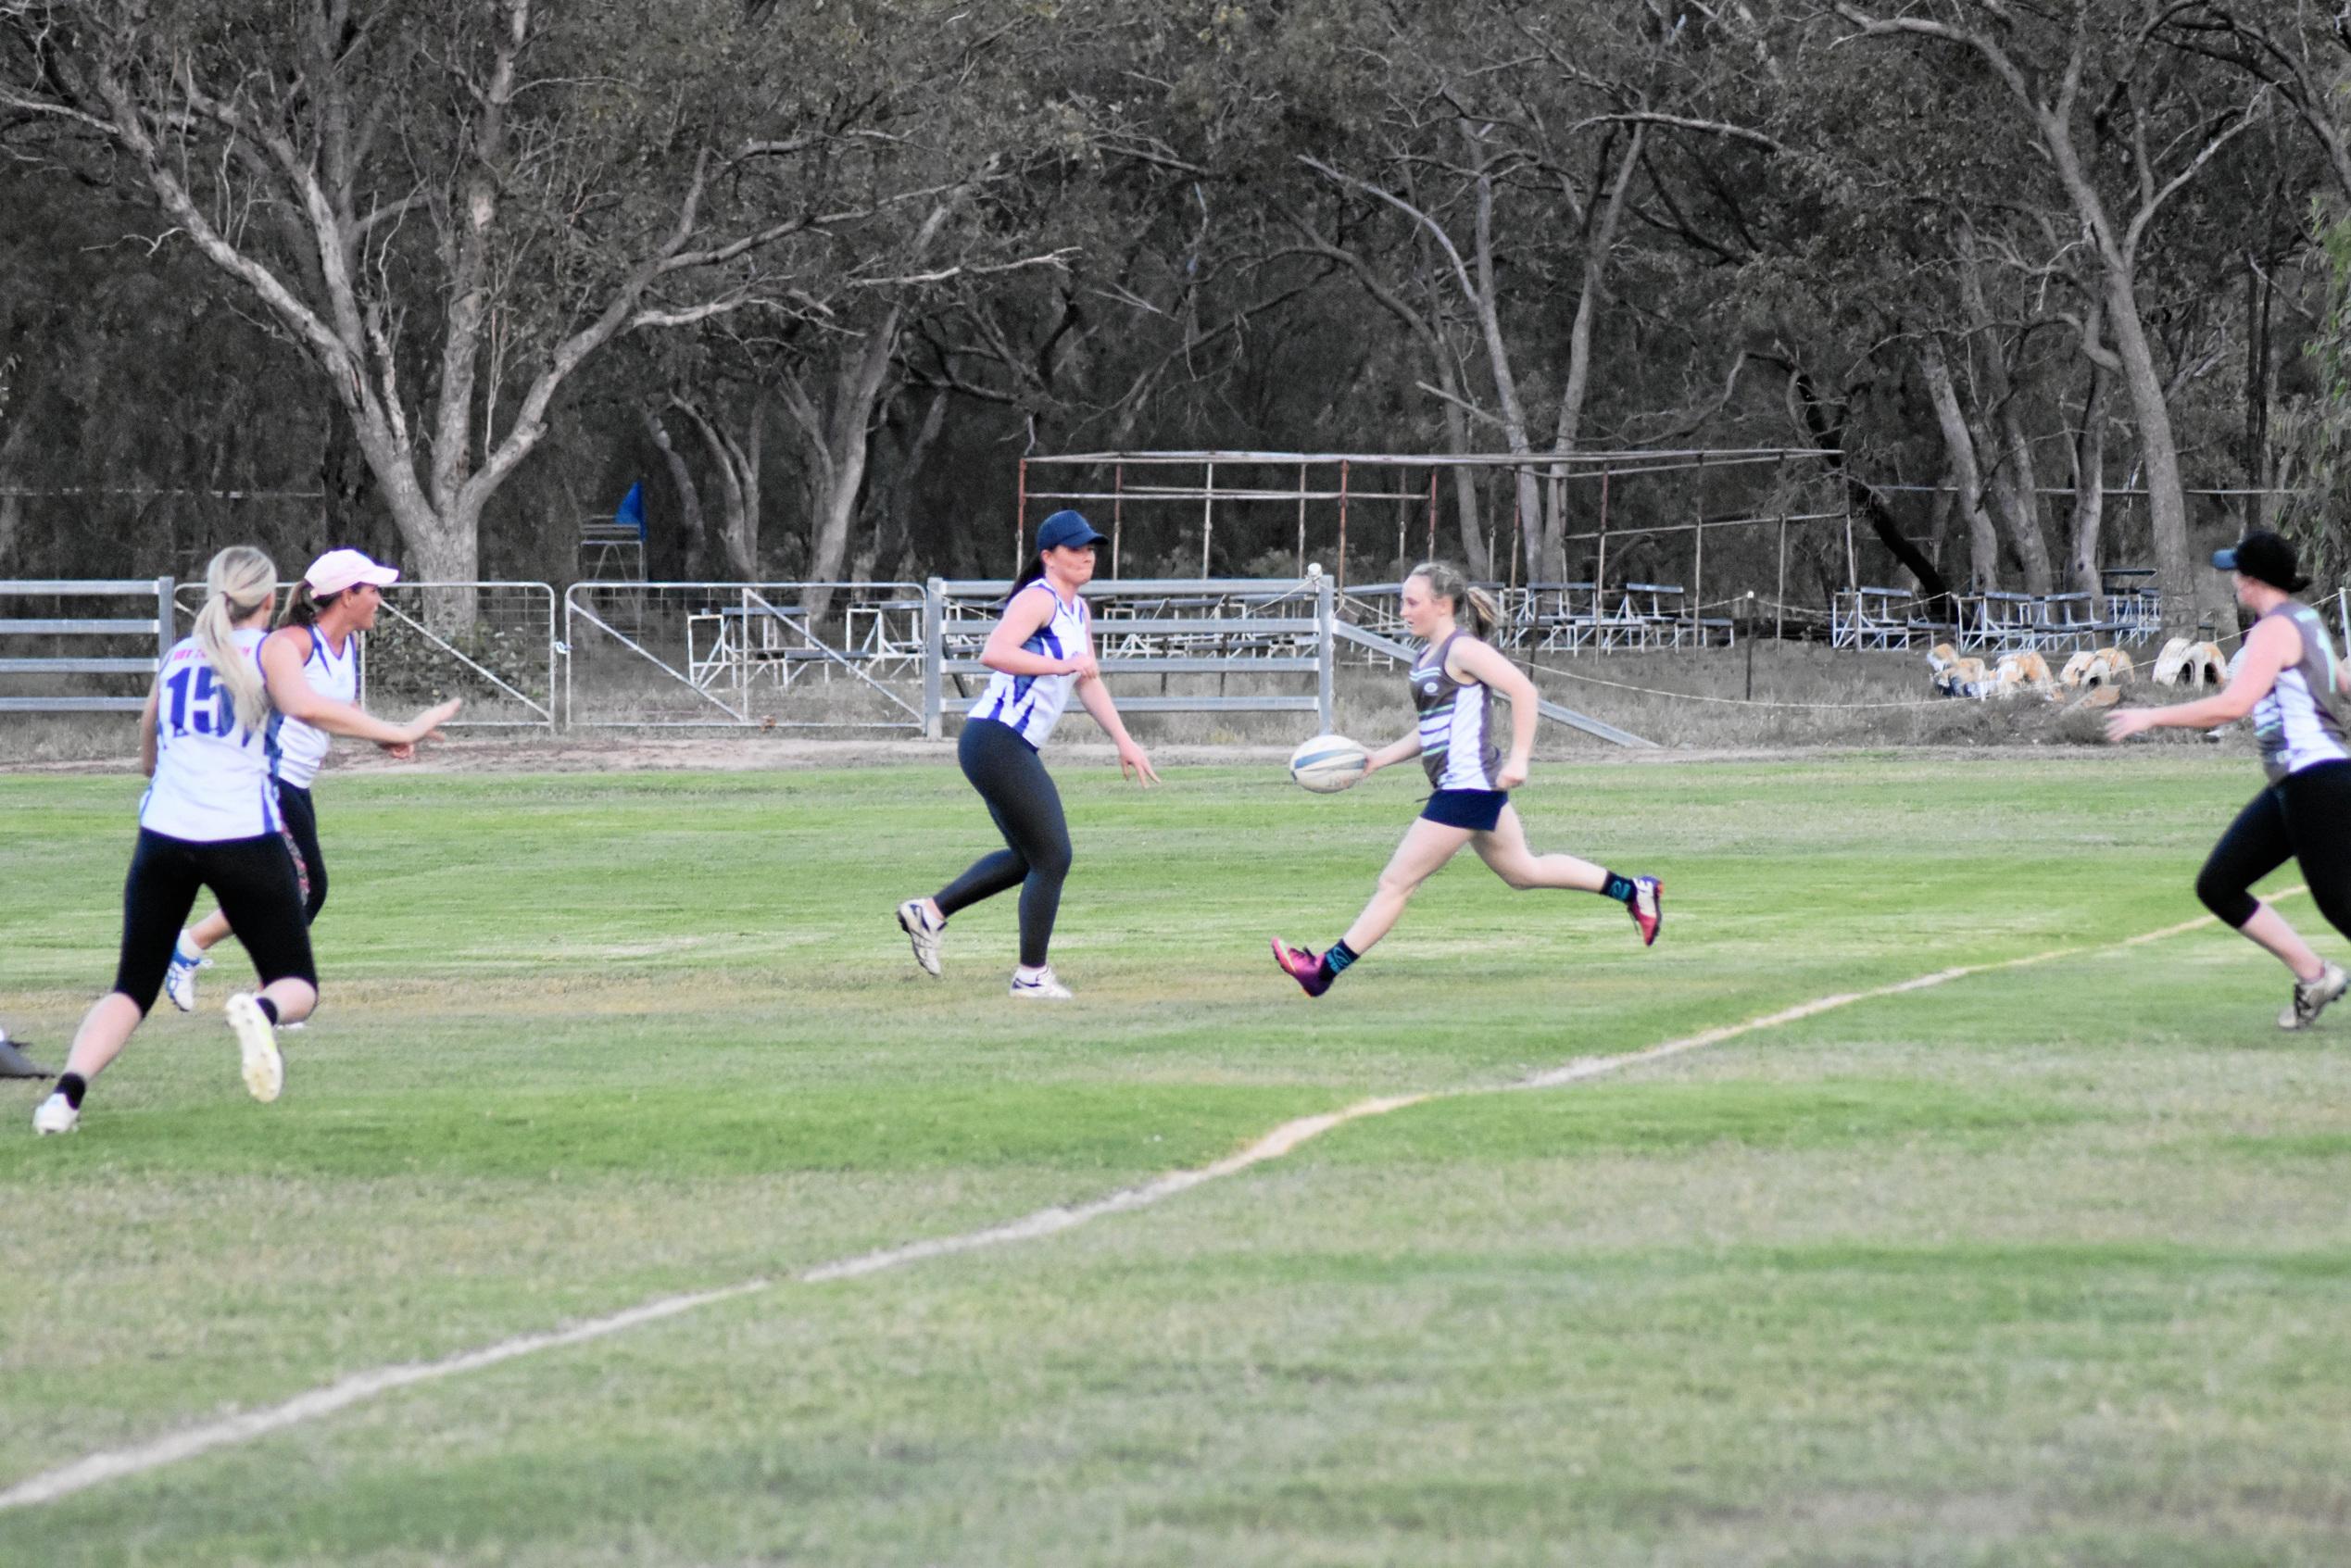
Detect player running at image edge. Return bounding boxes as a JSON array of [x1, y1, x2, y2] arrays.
[[895, 509, 1159, 999], [1273, 559, 1661, 997], [2107, 529, 2351, 1030], [33, 546, 458, 1135]]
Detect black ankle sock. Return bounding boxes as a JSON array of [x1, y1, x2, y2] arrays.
[[1320, 939, 1360, 984], [58, 1073, 86, 1109], [1601, 872, 1637, 905], [255, 997, 280, 1025]]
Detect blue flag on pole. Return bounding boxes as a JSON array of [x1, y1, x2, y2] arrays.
[[615, 482, 647, 539]]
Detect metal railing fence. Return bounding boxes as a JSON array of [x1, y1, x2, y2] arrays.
[[10, 572, 1656, 746], [925, 572, 1337, 737], [0, 577, 175, 713], [170, 580, 558, 731]]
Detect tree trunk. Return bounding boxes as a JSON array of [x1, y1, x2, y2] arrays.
[[2246, 259, 2273, 531], [678, 398, 762, 581], [1789, 363, 1954, 615], [1955, 222, 2054, 594], [2102, 277, 2198, 632], [853, 387, 949, 582], [1544, 126, 1644, 583], [791, 311, 902, 621], [396, 495, 484, 636], [1917, 337, 2004, 592], [642, 407, 707, 578], [1452, 130, 1544, 583], [0, 417, 29, 573], [2068, 356, 2113, 618], [1432, 347, 1487, 575], [2024, 98, 2200, 630]]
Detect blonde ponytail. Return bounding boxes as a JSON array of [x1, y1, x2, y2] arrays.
[[1408, 559, 1500, 641], [193, 546, 277, 735]]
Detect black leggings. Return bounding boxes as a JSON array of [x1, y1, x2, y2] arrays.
[[117, 829, 316, 1015], [277, 784, 328, 922], [936, 717, 1073, 969], [2195, 761, 2351, 938]]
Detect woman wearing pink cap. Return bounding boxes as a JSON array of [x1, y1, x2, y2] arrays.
[[161, 548, 458, 1012], [33, 546, 459, 1135]]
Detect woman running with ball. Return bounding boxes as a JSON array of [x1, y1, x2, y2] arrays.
[[2107, 530, 2351, 1029], [896, 510, 1159, 999], [1273, 560, 1662, 996], [163, 548, 413, 1012], [33, 546, 458, 1135]]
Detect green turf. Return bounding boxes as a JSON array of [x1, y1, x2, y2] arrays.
[[3, 753, 2349, 1564]]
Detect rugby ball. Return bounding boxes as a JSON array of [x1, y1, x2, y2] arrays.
[[1289, 734, 1369, 794]]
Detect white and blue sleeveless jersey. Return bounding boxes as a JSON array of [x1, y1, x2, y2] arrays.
[[140, 630, 283, 842], [970, 582, 1090, 747], [1412, 630, 1502, 791], [2254, 601, 2351, 784], [267, 625, 357, 789]]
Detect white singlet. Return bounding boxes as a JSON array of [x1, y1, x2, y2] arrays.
[[970, 581, 1090, 747], [140, 630, 283, 842], [267, 625, 357, 789], [1412, 630, 1502, 791], [2253, 601, 2351, 784]]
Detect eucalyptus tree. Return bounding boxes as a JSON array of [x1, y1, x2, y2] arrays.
[[1831, 0, 2286, 631], [0, 0, 1032, 624]]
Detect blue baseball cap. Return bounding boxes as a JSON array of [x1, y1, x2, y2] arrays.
[[2212, 530, 2309, 593], [1036, 509, 1107, 552]]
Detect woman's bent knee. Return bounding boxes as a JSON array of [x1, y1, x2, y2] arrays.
[[2195, 867, 2258, 928]]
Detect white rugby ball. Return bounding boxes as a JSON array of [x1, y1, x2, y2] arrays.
[[1289, 733, 1369, 794]]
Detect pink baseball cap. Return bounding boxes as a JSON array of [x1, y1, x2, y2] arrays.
[[304, 548, 400, 596]]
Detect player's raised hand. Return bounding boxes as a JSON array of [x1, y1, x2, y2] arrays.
[[406, 697, 463, 745]]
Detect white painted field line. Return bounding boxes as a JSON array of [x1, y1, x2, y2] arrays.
[[0, 896, 2293, 1514]]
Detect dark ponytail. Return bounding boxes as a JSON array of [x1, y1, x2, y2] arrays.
[[1006, 551, 1049, 607], [276, 582, 343, 629]]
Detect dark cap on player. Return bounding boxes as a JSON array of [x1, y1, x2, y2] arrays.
[[2212, 530, 2311, 594], [1036, 510, 1107, 552]]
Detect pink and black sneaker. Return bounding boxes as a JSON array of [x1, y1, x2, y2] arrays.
[[1271, 936, 1332, 997], [1628, 876, 1663, 947]]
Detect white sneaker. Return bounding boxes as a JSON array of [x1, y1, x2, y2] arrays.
[[2280, 960, 2350, 1031], [897, 898, 945, 977], [1009, 965, 1074, 1000], [163, 935, 212, 1013], [226, 992, 283, 1103], [32, 1092, 78, 1135]]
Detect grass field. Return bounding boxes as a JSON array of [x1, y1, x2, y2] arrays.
[[3, 750, 2350, 1566]]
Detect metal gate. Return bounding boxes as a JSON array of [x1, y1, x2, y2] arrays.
[[171, 580, 558, 731], [563, 581, 927, 729], [0, 577, 174, 713]]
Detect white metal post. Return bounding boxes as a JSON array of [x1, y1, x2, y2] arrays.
[[1201, 459, 1215, 576], [923, 577, 945, 740], [1314, 565, 1335, 733]]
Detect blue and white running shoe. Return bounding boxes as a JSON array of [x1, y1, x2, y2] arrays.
[[163, 934, 212, 1013]]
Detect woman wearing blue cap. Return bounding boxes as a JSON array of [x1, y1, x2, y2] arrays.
[[897, 510, 1159, 998], [2108, 529, 2351, 1029]]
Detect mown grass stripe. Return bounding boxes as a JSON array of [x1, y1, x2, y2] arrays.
[[5, 893, 2295, 1516]]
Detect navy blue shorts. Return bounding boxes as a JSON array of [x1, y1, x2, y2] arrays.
[[1420, 788, 1508, 832]]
